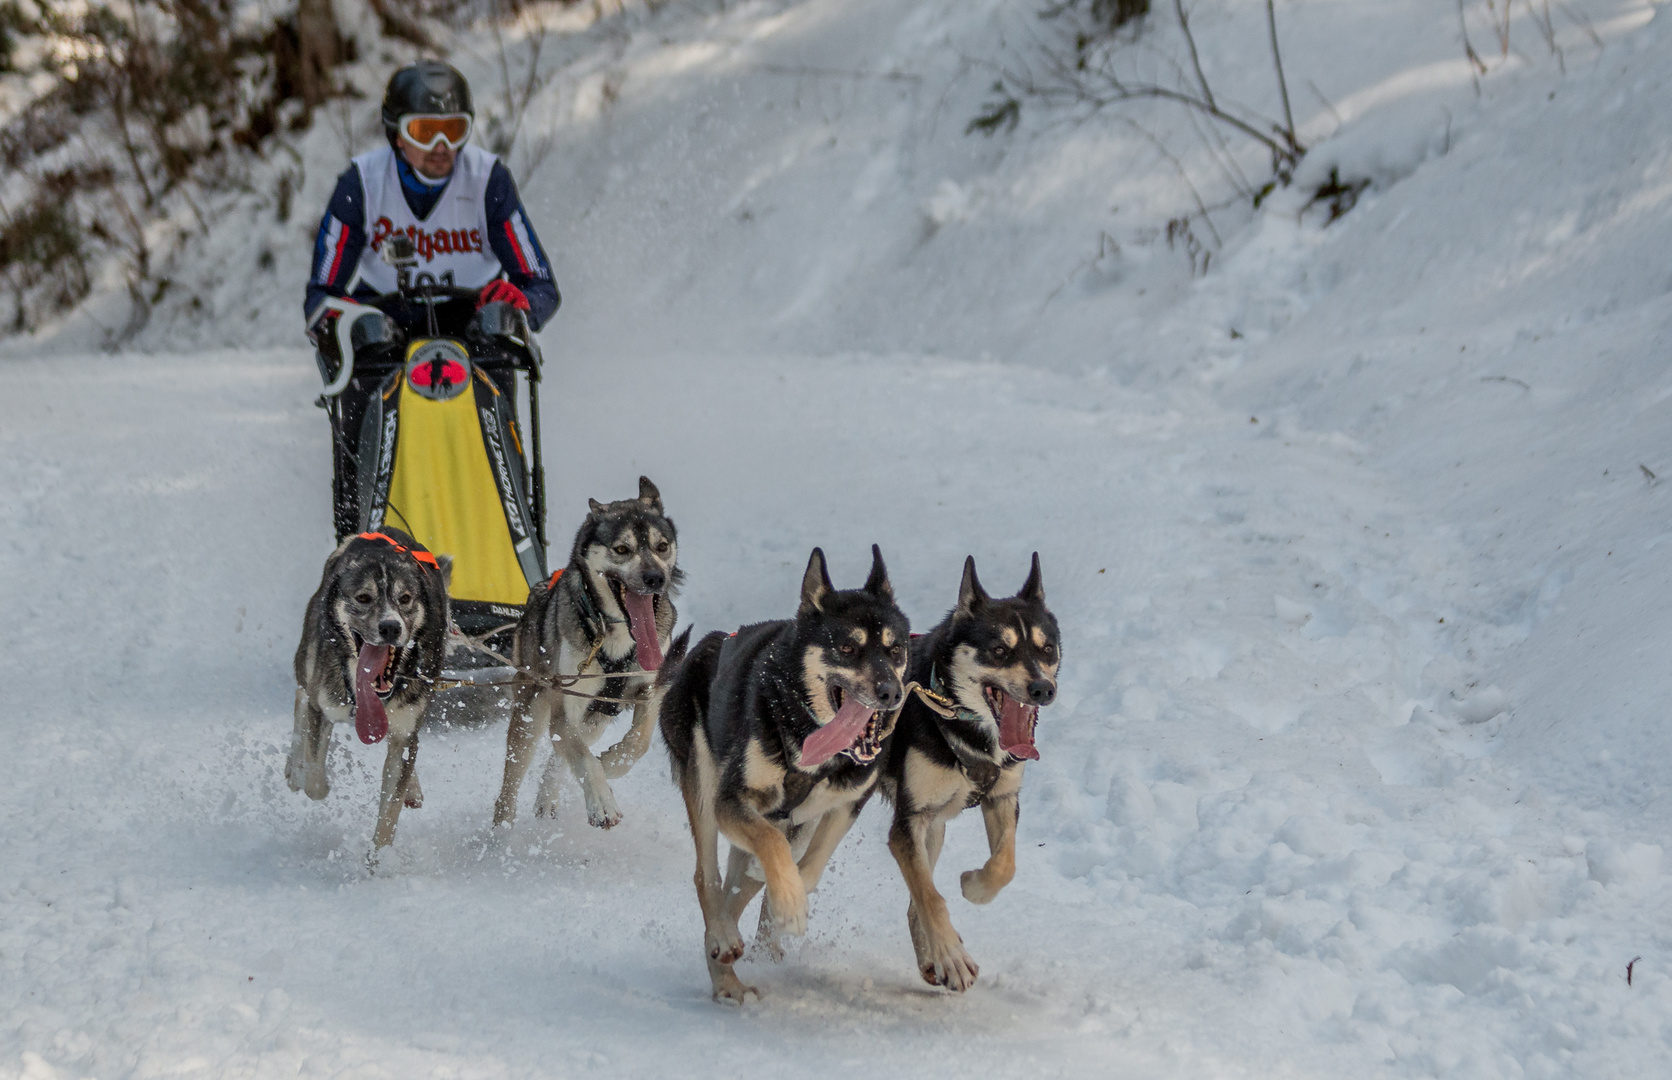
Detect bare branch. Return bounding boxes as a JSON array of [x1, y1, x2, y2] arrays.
[[1115, 115, 1221, 246], [1306, 79, 1341, 131], [1264, 0, 1297, 155], [1173, 0, 1214, 110], [1555, 1, 1604, 51], [1457, 0, 1487, 92], [1525, 0, 1563, 73]]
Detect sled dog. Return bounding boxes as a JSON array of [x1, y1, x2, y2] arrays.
[[880, 554, 1059, 991], [660, 546, 909, 1003], [493, 476, 680, 829], [287, 529, 452, 851]]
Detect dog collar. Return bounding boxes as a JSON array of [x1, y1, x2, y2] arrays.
[[357, 531, 440, 570], [929, 664, 1010, 788], [549, 564, 626, 638], [929, 665, 990, 728]]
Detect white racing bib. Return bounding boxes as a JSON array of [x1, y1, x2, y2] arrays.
[[352, 145, 504, 295]]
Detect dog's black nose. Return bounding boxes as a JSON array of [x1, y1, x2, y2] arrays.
[[874, 679, 903, 710], [378, 619, 403, 644], [640, 570, 665, 592], [1027, 679, 1056, 706]]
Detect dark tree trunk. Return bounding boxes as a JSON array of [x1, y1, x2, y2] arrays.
[[295, 0, 340, 109]]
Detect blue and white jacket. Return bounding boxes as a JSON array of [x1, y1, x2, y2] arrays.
[[305, 144, 559, 330]]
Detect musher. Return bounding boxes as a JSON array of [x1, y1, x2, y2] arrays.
[[305, 60, 558, 540]]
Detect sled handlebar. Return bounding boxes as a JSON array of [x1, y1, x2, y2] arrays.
[[308, 297, 388, 397], [310, 289, 542, 393]]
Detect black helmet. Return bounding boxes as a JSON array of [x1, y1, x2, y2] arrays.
[[381, 61, 474, 145]]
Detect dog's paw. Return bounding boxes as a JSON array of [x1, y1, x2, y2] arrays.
[[920, 937, 979, 993], [302, 771, 330, 802], [491, 798, 517, 828], [766, 880, 809, 939], [706, 924, 745, 966], [584, 786, 623, 829], [710, 969, 759, 1005], [960, 868, 1002, 905], [402, 776, 424, 810], [532, 770, 564, 819]]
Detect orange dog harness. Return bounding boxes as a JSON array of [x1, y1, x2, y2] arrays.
[[357, 531, 441, 570]]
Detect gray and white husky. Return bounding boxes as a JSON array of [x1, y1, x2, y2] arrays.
[[287, 529, 452, 851], [493, 476, 681, 830], [879, 554, 1060, 991]]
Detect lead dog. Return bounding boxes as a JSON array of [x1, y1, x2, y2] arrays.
[[880, 554, 1059, 991], [494, 477, 680, 829], [287, 529, 452, 852], [660, 546, 908, 1003]]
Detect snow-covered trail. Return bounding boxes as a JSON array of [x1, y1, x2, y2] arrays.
[[5, 338, 1662, 1079]]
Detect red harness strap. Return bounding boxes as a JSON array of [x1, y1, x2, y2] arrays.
[[357, 531, 441, 570], [546, 567, 564, 589]]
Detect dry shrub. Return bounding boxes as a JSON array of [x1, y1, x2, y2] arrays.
[[0, 195, 93, 331], [0, 0, 357, 337]]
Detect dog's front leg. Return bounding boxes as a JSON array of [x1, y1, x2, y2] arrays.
[[287, 690, 332, 801], [960, 793, 1019, 904], [722, 807, 807, 939], [751, 806, 859, 958], [494, 681, 544, 826], [889, 813, 978, 992], [371, 730, 419, 850], [400, 738, 424, 810], [546, 701, 622, 828], [598, 689, 662, 780], [285, 687, 310, 794]]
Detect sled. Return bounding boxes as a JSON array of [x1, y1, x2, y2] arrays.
[[310, 263, 548, 680]]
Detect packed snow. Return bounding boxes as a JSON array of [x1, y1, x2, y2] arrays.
[[5, 1, 1672, 1077]]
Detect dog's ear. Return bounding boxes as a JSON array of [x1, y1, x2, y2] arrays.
[[863, 543, 893, 602], [957, 556, 989, 616], [800, 547, 833, 614], [434, 554, 453, 592], [1018, 551, 1044, 603], [588, 498, 606, 515], [638, 476, 663, 512]]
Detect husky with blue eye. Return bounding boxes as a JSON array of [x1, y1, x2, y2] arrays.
[[658, 546, 909, 1003], [493, 476, 681, 830], [879, 554, 1060, 992]]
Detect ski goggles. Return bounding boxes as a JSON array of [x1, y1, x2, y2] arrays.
[[398, 113, 473, 151]]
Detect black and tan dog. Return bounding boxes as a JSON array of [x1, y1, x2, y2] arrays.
[[880, 554, 1059, 991], [287, 529, 452, 852], [659, 546, 908, 1003], [494, 477, 680, 830]]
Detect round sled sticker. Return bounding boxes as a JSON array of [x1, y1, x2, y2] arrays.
[[406, 340, 471, 401]]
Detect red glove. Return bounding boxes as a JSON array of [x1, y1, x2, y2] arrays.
[[477, 280, 531, 311]]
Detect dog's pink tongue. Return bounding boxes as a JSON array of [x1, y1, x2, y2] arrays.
[[800, 696, 874, 769], [999, 695, 1040, 761], [354, 644, 390, 744], [619, 589, 663, 670]]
